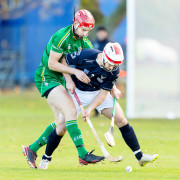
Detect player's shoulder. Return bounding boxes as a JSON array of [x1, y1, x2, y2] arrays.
[[82, 37, 93, 48], [55, 25, 72, 35], [81, 48, 101, 56], [83, 37, 91, 42], [52, 25, 72, 43]]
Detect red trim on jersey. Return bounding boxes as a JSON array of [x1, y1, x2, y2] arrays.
[[104, 51, 122, 65]]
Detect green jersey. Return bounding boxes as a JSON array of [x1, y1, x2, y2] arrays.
[[35, 24, 93, 97]]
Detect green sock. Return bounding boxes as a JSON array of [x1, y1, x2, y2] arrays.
[[30, 122, 56, 153], [65, 120, 87, 158]]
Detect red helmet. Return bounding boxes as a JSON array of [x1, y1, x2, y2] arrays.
[[74, 9, 95, 29]]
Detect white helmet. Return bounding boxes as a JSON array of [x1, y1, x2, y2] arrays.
[[102, 42, 124, 66]]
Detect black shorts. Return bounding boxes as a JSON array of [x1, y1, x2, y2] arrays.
[[43, 86, 57, 98]]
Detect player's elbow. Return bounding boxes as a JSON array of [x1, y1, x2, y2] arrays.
[[48, 60, 55, 70]]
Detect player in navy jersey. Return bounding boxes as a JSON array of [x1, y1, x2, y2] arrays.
[[38, 42, 159, 169], [66, 48, 119, 92]]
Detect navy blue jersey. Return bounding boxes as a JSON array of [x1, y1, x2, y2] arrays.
[[65, 49, 120, 91]]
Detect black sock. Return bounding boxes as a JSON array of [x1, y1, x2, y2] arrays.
[[119, 123, 143, 160], [42, 154, 52, 161], [45, 129, 63, 157]]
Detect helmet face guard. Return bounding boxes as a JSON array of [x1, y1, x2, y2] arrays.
[[102, 42, 124, 72], [102, 57, 118, 72]]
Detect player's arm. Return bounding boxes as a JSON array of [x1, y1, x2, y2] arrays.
[[48, 50, 75, 74], [82, 89, 109, 121], [61, 56, 90, 84], [83, 71, 120, 119], [103, 71, 121, 99], [63, 73, 76, 94], [48, 51, 89, 84], [61, 57, 77, 94], [61, 57, 76, 93], [111, 84, 122, 99], [48, 32, 86, 76]]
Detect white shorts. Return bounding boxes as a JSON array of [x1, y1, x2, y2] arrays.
[[69, 88, 114, 116]]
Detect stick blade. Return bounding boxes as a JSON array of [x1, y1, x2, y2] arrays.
[[104, 131, 115, 147], [106, 155, 123, 162]]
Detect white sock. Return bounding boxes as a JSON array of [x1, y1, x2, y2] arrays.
[[44, 154, 51, 159], [134, 149, 141, 155]]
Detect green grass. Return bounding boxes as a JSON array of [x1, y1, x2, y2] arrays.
[[0, 90, 180, 180]]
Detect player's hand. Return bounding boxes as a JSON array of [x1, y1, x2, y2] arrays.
[[74, 69, 90, 84], [111, 85, 122, 100], [82, 108, 91, 122], [66, 80, 76, 94]]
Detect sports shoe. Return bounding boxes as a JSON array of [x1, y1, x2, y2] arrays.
[[79, 150, 105, 165], [38, 155, 52, 169], [22, 145, 37, 168], [138, 154, 159, 167]]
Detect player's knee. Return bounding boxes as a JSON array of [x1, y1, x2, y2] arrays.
[[115, 116, 128, 128], [56, 125, 66, 136], [55, 117, 64, 127]]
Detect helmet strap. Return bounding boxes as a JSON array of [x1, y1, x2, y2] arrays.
[[72, 24, 83, 40], [102, 57, 111, 72]]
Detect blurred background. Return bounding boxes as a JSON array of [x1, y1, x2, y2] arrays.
[[0, 0, 126, 88], [127, 0, 180, 118], [0, 0, 180, 118]]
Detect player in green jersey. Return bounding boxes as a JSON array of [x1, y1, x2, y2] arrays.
[[22, 9, 105, 168]]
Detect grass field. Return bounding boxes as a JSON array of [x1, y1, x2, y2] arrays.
[[0, 90, 180, 180]]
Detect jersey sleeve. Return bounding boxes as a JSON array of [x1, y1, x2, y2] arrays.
[[82, 37, 93, 49], [101, 72, 119, 91], [51, 29, 70, 53], [101, 79, 116, 91], [65, 50, 83, 66], [51, 36, 64, 53]]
